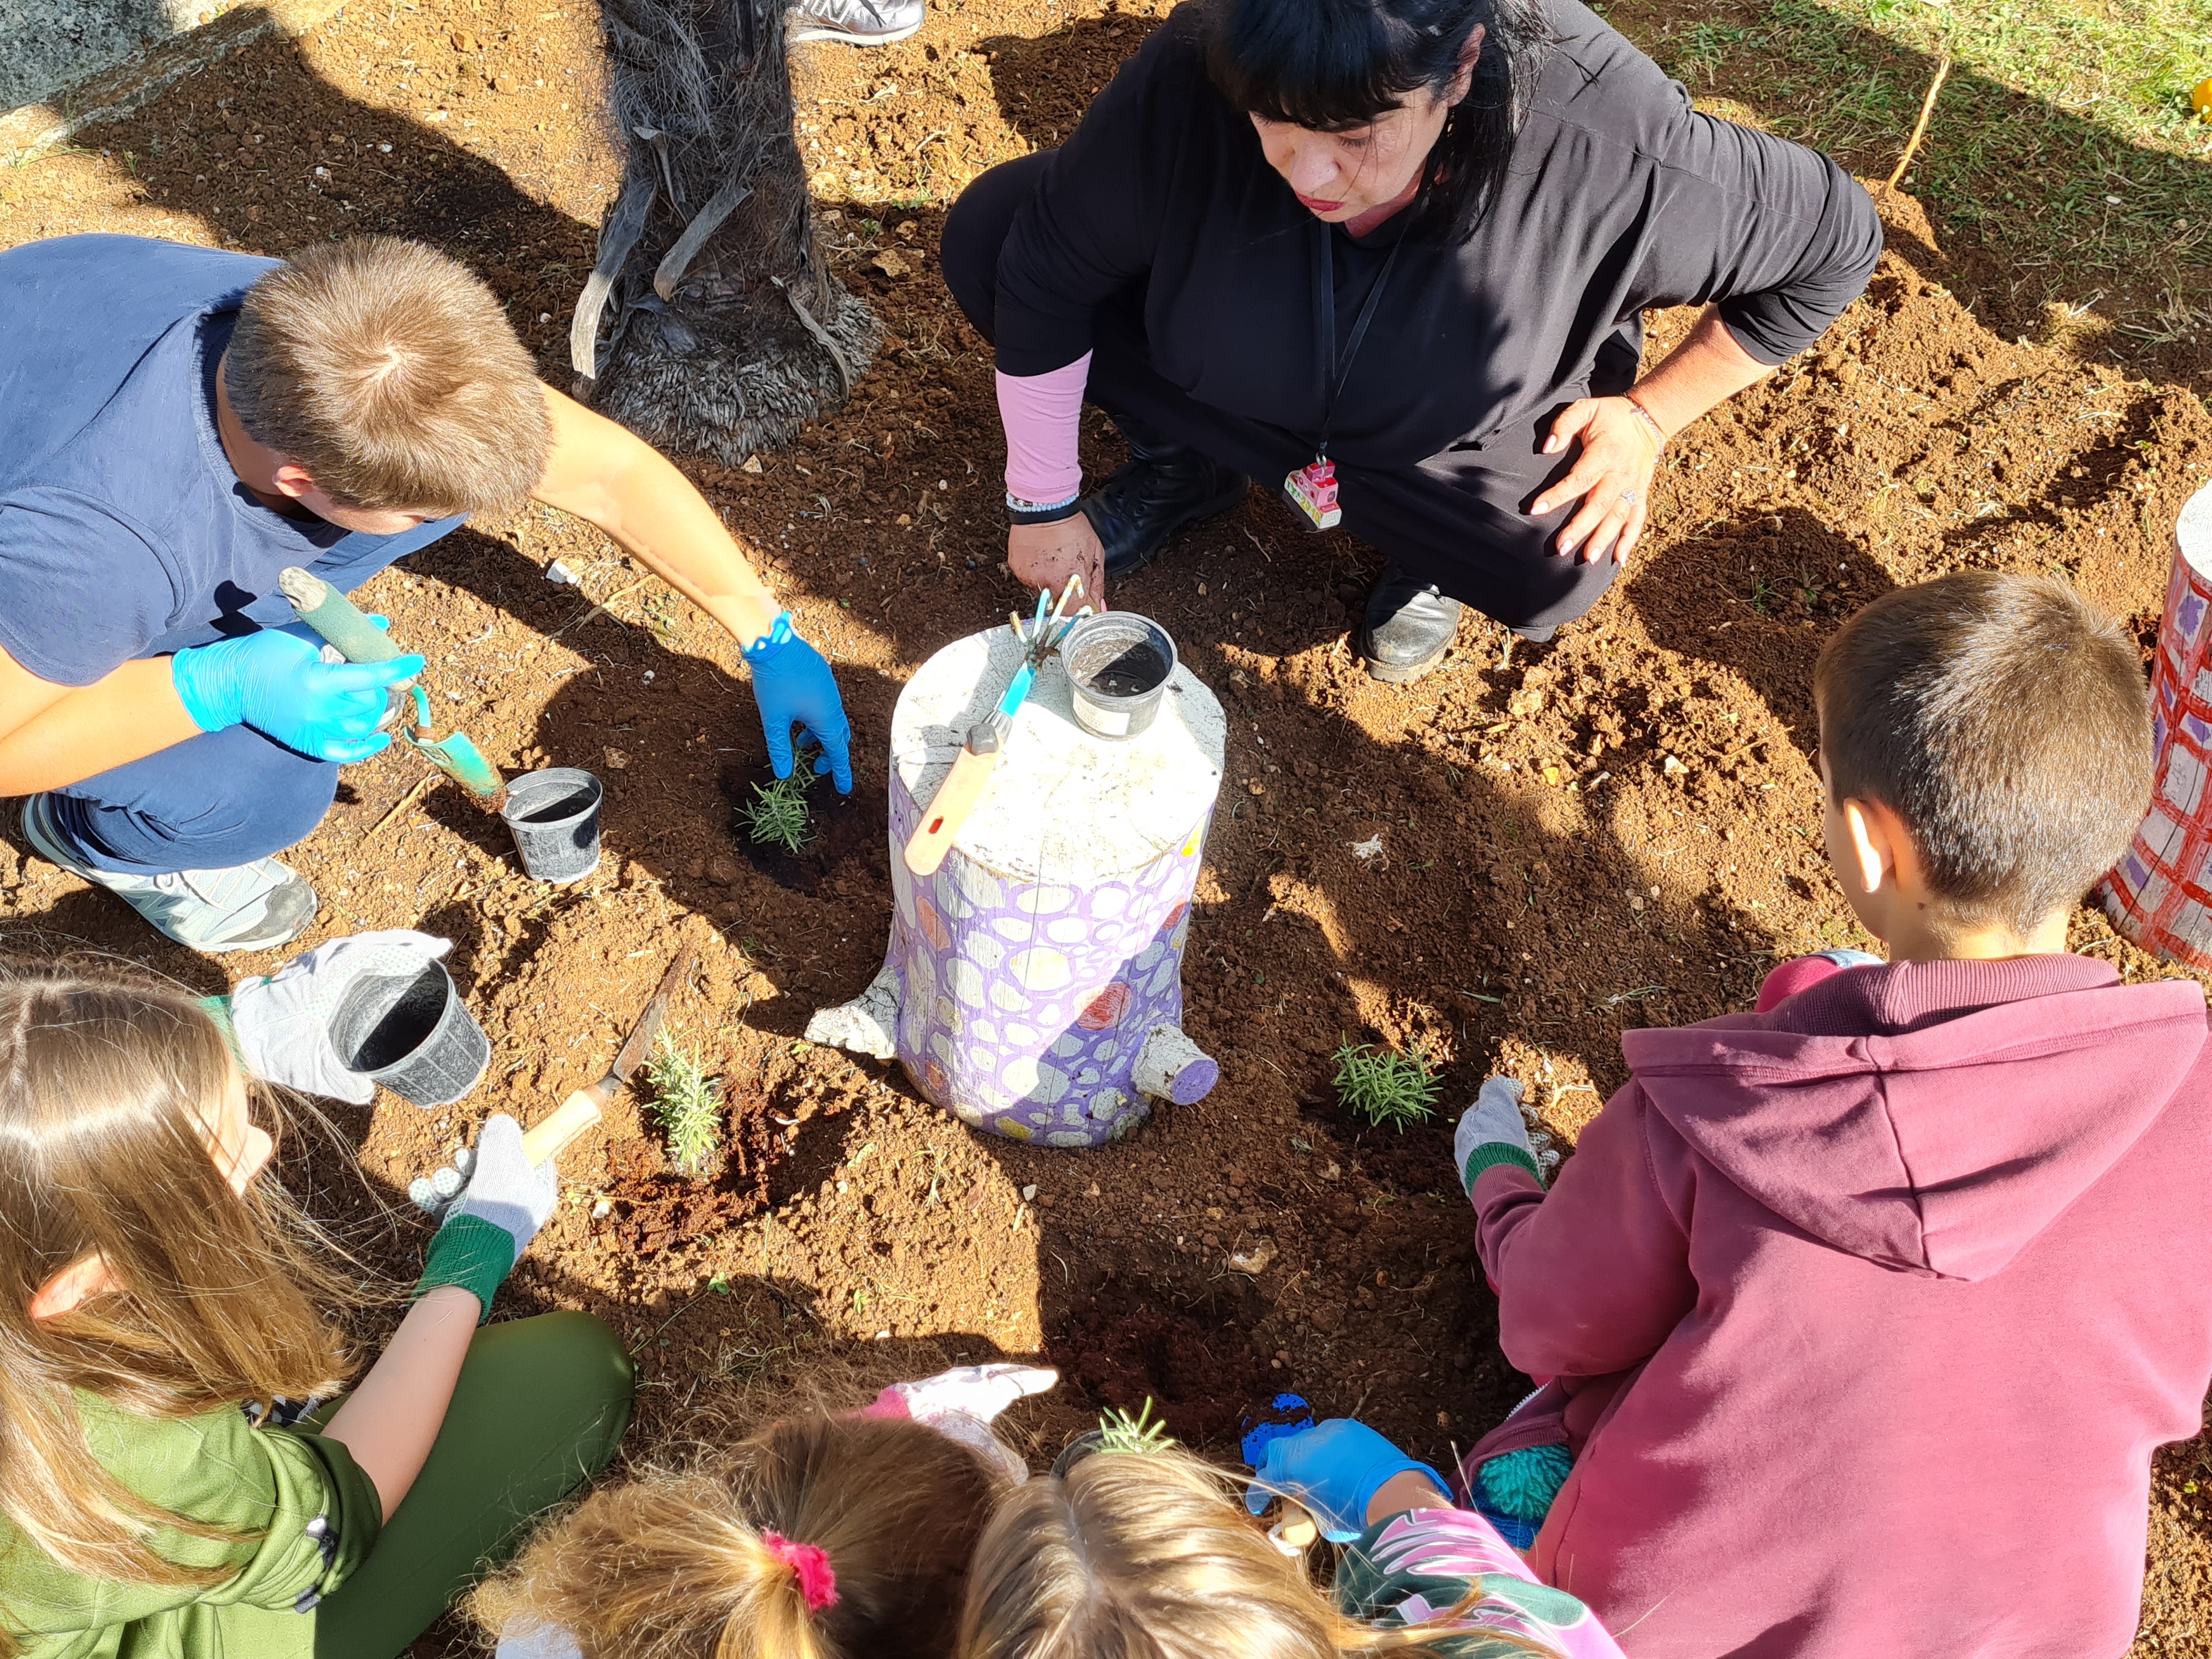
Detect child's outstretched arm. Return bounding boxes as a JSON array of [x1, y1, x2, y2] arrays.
[[324, 1115, 558, 1518], [1459, 1080, 1697, 1381]]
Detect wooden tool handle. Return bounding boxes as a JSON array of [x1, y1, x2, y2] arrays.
[[904, 746, 999, 876], [1274, 1500, 1318, 1550], [520, 1087, 606, 1164]]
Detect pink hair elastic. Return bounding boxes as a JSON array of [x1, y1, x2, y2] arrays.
[[761, 1532, 839, 1612]]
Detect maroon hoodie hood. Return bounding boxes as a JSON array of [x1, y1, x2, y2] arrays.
[[1620, 957, 2210, 1282]]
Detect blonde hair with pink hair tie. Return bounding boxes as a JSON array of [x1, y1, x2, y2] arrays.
[[760, 1532, 839, 1612]]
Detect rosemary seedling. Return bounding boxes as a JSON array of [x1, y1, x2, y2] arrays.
[[1331, 1039, 1441, 1132], [1096, 1398, 1176, 1456], [740, 767, 817, 856], [645, 1026, 723, 1176]]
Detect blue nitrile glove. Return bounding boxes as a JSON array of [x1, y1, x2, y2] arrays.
[[1457, 1076, 1552, 1194], [743, 611, 854, 793], [414, 1114, 559, 1322], [171, 625, 425, 762], [1243, 1418, 1446, 1543]]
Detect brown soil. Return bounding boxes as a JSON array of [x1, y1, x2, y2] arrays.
[[6, 2, 2212, 1652]]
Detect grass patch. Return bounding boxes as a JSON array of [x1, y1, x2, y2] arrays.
[[1618, 0, 2212, 339], [739, 765, 819, 856], [645, 1027, 723, 1177], [1330, 1040, 1442, 1132]]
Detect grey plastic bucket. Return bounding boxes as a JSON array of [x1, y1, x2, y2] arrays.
[[500, 767, 604, 883], [330, 957, 490, 1108], [1063, 612, 1176, 741]]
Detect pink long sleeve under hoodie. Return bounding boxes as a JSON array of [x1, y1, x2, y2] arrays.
[[1467, 956, 2212, 1659]]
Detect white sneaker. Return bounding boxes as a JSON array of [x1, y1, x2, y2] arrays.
[[791, 0, 923, 46], [15, 794, 318, 955]]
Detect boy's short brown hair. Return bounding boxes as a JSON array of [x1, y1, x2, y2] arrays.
[[1814, 570, 2152, 936], [225, 236, 549, 515]]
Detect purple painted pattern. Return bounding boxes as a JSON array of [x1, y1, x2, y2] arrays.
[[878, 766, 1212, 1147]]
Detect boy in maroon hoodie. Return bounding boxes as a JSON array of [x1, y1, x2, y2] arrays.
[[1453, 570, 2212, 1659]]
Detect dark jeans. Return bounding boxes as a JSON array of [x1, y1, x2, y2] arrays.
[[49, 517, 460, 876], [941, 153, 1641, 632]]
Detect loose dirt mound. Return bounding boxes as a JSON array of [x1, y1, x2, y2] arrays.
[[4, 3, 2212, 1650]]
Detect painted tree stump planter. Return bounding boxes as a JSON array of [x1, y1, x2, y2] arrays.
[[808, 624, 1226, 1146]]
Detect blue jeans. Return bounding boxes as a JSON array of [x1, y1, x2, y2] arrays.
[[50, 518, 461, 876]]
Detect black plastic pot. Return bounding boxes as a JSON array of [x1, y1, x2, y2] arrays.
[[501, 766, 605, 883], [330, 957, 490, 1108]]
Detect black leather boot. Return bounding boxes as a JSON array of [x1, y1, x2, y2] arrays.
[[1357, 563, 1465, 683], [1079, 412, 1247, 579]]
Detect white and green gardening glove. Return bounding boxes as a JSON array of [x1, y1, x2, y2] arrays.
[[1455, 1076, 1558, 1193], [229, 929, 454, 1104], [414, 1114, 558, 1322]]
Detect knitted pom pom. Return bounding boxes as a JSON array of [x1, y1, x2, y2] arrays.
[[1472, 1442, 1573, 1523]]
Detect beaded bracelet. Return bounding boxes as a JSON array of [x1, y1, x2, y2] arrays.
[[1622, 394, 1669, 455]]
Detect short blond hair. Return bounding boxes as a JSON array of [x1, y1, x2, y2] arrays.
[[960, 1448, 1557, 1659], [226, 236, 549, 515]]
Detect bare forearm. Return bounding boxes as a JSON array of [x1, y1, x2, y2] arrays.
[[0, 658, 202, 795], [532, 388, 782, 647], [1366, 1468, 1454, 1523], [319, 1286, 478, 1521], [1626, 307, 1773, 439]]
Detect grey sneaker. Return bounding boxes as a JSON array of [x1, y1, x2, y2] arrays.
[[15, 794, 318, 954], [791, 0, 923, 45]]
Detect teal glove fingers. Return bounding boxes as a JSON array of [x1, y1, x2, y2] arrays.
[[413, 1114, 558, 1321], [1242, 1418, 1444, 1543], [1457, 1076, 1545, 1193], [744, 612, 855, 794], [171, 629, 425, 762]]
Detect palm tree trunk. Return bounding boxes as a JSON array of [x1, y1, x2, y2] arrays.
[[572, 0, 877, 462]]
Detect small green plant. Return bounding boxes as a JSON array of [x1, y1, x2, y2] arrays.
[[1748, 573, 1777, 617], [740, 766, 817, 856], [645, 1027, 723, 1176], [1097, 1398, 1176, 1456], [1331, 1039, 1442, 1132]]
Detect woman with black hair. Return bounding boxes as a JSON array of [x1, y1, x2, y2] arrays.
[[941, 0, 1883, 681]]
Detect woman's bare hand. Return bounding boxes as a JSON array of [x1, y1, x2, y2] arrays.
[[1531, 396, 1664, 565], [1008, 514, 1109, 612]]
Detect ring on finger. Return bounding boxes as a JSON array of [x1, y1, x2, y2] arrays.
[[1618, 488, 1639, 506]]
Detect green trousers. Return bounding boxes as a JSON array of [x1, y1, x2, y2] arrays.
[[311, 1311, 634, 1659]]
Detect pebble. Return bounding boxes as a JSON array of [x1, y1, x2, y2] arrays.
[[545, 560, 578, 584], [1020, 1184, 1037, 1201], [591, 1199, 613, 1219]]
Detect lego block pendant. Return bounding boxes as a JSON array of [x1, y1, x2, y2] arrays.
[[1282, 458, 1341, 531]]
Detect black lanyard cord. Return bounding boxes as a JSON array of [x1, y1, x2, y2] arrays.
[[1314, 220, 1409, 460]]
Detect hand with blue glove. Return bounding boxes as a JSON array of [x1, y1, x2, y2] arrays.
[[172, 626, 424, 763], [743, 611, 854, 794], [1244, 1418, 1448, 1542]]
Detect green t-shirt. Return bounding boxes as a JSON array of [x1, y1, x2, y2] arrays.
[[0, 1394, 380, 1659], [1333, 1507, 1624, 1659]]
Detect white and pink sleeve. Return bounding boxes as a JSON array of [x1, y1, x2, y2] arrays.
[[997, 354, 1091, 505]]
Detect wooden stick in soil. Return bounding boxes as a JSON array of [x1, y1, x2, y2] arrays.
[[1887, 55, 1952, 191], [363, 771, 436, 839]]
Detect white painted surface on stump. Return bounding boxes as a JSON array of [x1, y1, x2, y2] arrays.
[[892, 625, 1226, 882], [2182, 479, 2212, 580]]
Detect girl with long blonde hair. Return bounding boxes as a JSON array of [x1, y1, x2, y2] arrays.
[[0, 956, 631, 1659], [475, 1366, 1053, 1659], [960, 1417, 1628, 1659]]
